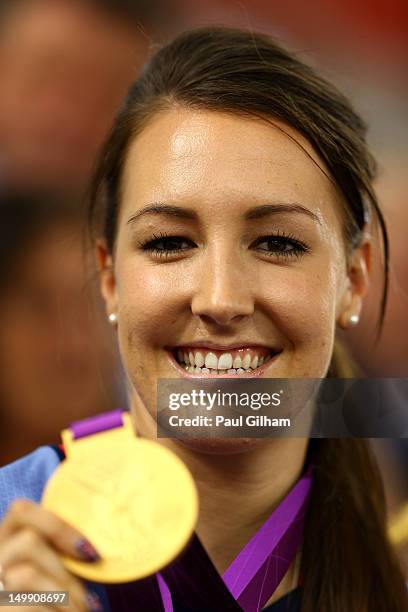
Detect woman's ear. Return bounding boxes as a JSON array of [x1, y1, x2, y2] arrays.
[[337, 233, 372, 330], [95, 239, 118, 319]]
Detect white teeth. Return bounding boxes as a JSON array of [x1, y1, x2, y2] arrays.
[[251, 355, 258, 369], [194, 351, 204, 367], [194, 366, 202, 373], [233, 356, 242, 369], [177, 348, 274, 372], [218, 353, 233, 369], [242, 354, 251, 369], [205, 352, 218, 369]]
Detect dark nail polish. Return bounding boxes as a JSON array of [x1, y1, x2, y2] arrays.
[[85, 591, 104, 611], [76, 538, 101, 562]]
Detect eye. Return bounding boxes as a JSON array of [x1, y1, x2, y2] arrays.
[[251, 231, 309, 259], [139, 233, 197, 257]]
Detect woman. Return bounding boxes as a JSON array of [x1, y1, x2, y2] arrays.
[[0, 27, 407, 611]]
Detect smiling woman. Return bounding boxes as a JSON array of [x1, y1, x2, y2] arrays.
[[0, 26, 407, 612], [98, 107, 356, 390], [85, 27, 405, 610]]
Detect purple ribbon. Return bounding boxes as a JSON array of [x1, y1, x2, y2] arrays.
[[69, 410, 313, 611], [70, 409, 124, 440], [222, 467, 312, 611], [156, 467, 312, 612]]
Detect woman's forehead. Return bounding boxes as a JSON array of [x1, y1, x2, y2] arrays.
[[120, 108, 343, 226]]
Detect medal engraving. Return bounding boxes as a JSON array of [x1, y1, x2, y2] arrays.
[[42, 426, 198, 583]]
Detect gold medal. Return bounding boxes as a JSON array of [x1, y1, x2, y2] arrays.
[[42, 413, 199, 583]]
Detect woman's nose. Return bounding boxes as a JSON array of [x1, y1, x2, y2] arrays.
[[190, 253, 254, 326]]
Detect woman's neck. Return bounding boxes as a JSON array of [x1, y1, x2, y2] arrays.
[[167, 438, 308, 574], [132, 401, 308, 604]]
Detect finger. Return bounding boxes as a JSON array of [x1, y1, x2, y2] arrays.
[[0, 500, 100, 562], [0, 528, 89, 607], [0, 562, 4, 590], [84, 591, 105, 612], [3, 563, 87, 612]]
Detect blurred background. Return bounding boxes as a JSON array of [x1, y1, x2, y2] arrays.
[[0, 0, 406, 567]]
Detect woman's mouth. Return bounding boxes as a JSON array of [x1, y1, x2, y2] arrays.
[[169, 345, 281, 377]]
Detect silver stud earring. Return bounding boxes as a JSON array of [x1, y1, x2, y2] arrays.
[[349, 314, 359, 326], [108, 313, 118, 325]]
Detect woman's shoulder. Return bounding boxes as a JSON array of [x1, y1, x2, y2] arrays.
[[0, 446, 62, 520]]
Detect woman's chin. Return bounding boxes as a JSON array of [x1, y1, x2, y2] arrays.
[[173, 436, 269, 455]]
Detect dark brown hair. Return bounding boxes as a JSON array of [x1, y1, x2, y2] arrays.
[[89, 26, 407, 611]]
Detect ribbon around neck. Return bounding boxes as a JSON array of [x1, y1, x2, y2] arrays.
[[67, 411, 313, 611], [157, 466, 313, 612]]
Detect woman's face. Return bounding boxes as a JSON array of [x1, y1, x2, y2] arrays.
[[98, 108, 370, 427]]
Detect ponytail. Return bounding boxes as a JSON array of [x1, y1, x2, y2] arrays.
[[300, 340, 408, 611]]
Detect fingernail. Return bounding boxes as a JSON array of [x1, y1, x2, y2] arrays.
[[85, 591, 103, 611], [76, 538, 101, 562]]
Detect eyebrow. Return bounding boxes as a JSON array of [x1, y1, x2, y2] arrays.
[[126, 204, 198, 225], [244, 203, 321, 224], [126, 202, 321, 225]]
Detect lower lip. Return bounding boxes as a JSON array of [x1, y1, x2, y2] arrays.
[[167, 350, 282, 379]]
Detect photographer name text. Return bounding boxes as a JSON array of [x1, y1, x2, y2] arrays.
[[168, 415, 291, 428]]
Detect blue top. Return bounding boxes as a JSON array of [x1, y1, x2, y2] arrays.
[[0, 447, 301, 611]]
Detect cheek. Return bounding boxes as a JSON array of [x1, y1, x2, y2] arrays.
[[259, 262, 338, 367], [116, 262, 186, 349], [262, 262, 337, 324]]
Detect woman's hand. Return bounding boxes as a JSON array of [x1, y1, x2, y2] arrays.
[[0, 499, 102, 611]]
